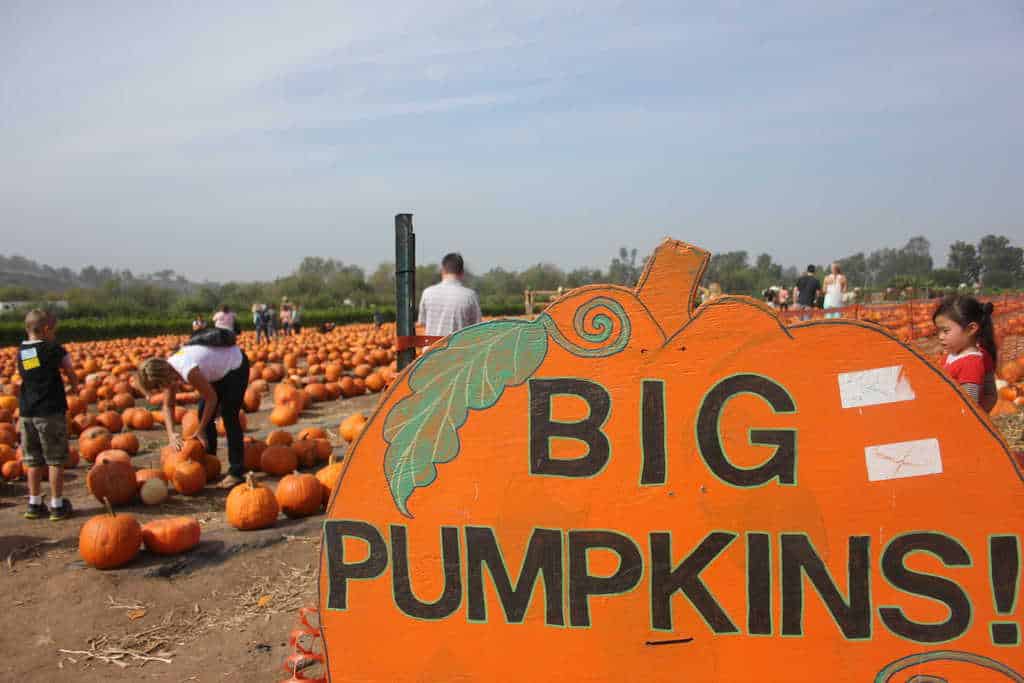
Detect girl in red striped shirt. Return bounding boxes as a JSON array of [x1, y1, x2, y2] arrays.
[[933, 295, 997, 411]]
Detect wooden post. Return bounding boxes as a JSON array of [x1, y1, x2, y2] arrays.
[[395, 214, 416, 371]]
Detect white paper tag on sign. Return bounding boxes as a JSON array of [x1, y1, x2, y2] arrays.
[[865, 438, 942, 482], [20, 347, 38, 361], [838, 365, 916, 409]]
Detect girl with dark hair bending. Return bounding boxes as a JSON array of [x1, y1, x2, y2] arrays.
[[933, 295, 997, 411]]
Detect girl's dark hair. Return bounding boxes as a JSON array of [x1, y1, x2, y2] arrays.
[[932, 294, 997, 363]]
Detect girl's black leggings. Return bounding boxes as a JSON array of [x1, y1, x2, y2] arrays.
[[198, 354, 250, 477]]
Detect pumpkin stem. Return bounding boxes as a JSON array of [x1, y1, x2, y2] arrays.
[[245, 471, 256, 490], [103, 497, 115, 517]]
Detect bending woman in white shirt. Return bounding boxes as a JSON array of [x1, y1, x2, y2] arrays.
[[138, 344, 250, 488]]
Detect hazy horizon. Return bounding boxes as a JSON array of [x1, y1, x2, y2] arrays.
[[3, 2, 1022, 282]]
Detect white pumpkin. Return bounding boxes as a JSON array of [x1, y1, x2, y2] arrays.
[[140, 477, 169, 505]]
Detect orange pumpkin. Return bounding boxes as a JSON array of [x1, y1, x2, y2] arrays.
[[242, 388, 261, 413], [141, 516, 201, 555], [110, 432, 140, 455], [275, 471, 322, 518], [129, 408, 155, 430], [95, 410, 124, 433], [338, 413, 367, 443], [79, 426, 113, 463], [1, 459, 23, 480], [243, 438, 266, 472], [269, 404, 299, 427], [266, 429, 294, 447], [297, 427, 328, 441], [172, 459, 206, 495], [94, 449, 133, 468], [135, 467, 166, 489], [85, 460, 137, 505], [315, 455, 344, 504], [293, 439, 318, 469], [79, 499, 142, 569], [203, 453, 222, 482], [260, 445, 298, 476], [225, 473, 279, 530]]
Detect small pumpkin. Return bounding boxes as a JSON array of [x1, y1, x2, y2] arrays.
[[129, 409, 155, 430], [338, 413, 367, 443], [260, 445, 298, 477], [96, 410, 124, 433], [315, 455, 345, 504], [266, 429, 294, 447], [95, 449, 133, 468], [297, 427, 328, 441], [111, 432, 140, 455], [79, 426, 113, 463], [139, 477, 169, 505], [225, 473, 279, 530], [313, 438, 333, 462], [86, 460, 137, 505], [243, 438, 266, 472], [242, 388, 261, 413], [79, 498, 142, 569], [172, 459, 207, 495], [269, 404, 299, 427], [2, 459, 23, 481], [293, 440, 318, 469], [142, 516, 201, 555], [275, 471, 322, 518]]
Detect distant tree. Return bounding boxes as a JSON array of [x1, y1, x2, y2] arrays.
[[608, 247, 642, 286], [520, 263, 565, 291], [946, 241, 980, 283], [565, 268, 604, 288], [977, 234, 1024, 288], [837, 252, 868, 288]]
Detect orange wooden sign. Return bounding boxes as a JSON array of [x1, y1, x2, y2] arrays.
[[318, 239, 1024, 682]]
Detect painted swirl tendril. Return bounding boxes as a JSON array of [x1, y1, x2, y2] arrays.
[[541, 296, 631, 358], [874, 651, 1023, 683]]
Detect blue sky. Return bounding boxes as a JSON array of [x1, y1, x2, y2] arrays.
[[1, 1, 1021, 281]]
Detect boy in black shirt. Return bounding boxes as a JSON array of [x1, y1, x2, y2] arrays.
[[17, 310, 78, 519]]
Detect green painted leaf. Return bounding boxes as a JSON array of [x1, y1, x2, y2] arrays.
[[382, 320, 548, 516]]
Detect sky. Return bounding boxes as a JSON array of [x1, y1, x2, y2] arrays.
[[1, 1, 1022, 282]]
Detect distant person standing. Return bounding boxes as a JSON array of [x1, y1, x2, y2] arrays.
[[265, 305, 277, 338], [793, 266, 821, 321], [213, 305, 235, 331], [192, 313, 207, 332], [253, 304, 269, 344], [418, 253, 482, 337], [280, 305, 293, 336], [823, 262, 847, 319], [291, 304, 302, 334]]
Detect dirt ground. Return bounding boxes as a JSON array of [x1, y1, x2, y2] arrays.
[[0, 392, 380, 683]]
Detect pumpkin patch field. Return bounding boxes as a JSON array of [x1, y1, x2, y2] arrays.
[[0, 308, 1022, 681]]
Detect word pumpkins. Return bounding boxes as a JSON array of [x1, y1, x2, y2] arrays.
[[318, 240, 1024, 682]]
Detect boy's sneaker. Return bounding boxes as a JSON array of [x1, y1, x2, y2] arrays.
[[24, 502, 48, 520], [49, 499, 73, 521]]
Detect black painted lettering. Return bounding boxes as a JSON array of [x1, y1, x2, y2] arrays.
[[879, 532, 971, 643], [324, 520, 388, 611], [696, 374, 796, 487], [640, 379, 667, 485], [781, 535, 870, 639], [466, 527, 564, 626], [747, 532, 772, 635], [391, 525, 462, 620], [650, 531, 739, 633], [530, 378, 611, 477], [569, 530, 643, 627]]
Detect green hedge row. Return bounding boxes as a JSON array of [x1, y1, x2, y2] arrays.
[[0, 304, 527, 347]]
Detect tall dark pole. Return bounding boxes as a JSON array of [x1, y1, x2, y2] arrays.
[[395, 214, 416, 370]]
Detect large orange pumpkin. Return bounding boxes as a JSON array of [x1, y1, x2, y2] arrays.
[[260, 445, 298, 476], [275, 471, 322, 518], [95, 410, 124, 433], [86, 460, 137, 505], [79, 426, 113, 463], [141, 516, 201, 555], [269, 404, 299, 427], [171, 459, 206, 495], [110, 432, 140, 455], [266, 429, 294, 447], [225, 473, 279, 530], [79, 499, 142, 569]]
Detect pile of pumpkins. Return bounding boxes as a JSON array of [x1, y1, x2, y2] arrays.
[[77, 413, 366, 570]]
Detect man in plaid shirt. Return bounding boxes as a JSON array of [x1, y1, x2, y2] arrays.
[[418, 253, 482, 337]]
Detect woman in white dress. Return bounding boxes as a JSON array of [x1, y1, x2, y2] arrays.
[[823, 263, 847, 319]]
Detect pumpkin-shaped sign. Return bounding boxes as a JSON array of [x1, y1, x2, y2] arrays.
[[318, 240, 1024, 681]]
